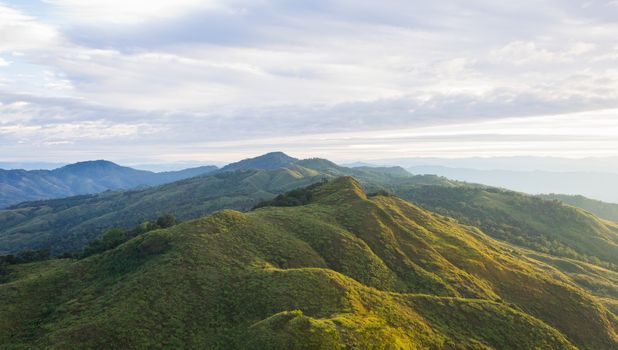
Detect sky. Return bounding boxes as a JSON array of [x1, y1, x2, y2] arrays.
[[1, 0, 618, 165]]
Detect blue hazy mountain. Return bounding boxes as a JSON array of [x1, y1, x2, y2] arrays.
[[0, 160, 217, 208]]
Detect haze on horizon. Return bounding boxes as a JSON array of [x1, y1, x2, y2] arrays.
[[1, 0, 618, 164]]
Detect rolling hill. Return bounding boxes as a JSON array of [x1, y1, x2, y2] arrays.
[[3, 152, 618, 277], [397, 185, 618, 269], [0, 160, 217, 208], [0, 153, 448, 254], [539, 194, 618, 223], [1, 178, 616, 349]]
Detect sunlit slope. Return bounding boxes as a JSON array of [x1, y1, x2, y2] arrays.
[[2, 178, 616, 349], [398, 185, 618, 269]]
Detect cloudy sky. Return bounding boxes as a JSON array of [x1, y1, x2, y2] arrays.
[[1, 0, 618, 164]]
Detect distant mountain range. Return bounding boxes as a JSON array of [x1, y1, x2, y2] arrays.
[[0, 160, 217, 208], [0, 153, 444, 253]]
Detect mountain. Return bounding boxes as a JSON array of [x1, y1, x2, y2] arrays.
[[0, 160, 218, 208], [219, 151, 299, 172], [539, 194, 618, 223], [406, 165, 618, 203], [4, 151, 618, 274], [1, 178, 616, 349], [0, 155, 447, 254], [4, 151, 618, 275]]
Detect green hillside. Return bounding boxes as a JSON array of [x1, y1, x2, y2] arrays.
[[398, 185, 618, 269], [0, 156, 448, 254], [3, 177, 616, 349], [539, 194, 618, 223]]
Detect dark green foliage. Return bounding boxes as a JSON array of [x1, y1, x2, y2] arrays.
[[0, 248, 51, 280], [80, 228, 132, 257], [0, 248, 51, 275], [540, 193, 618, 222], [80, 214, 178, 258], [156, 214, 177, 228], [367, 189, 392, 197], [253, 179, 327, 209]]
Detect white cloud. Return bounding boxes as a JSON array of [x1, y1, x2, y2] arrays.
[[1, 0, 618, 162], [43, 0, 221, 25], [0, 4, 60, 52]]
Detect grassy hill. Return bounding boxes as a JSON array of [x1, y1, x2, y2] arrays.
[[0, 156, 448, 254], [397, 185, 618, 269], [2, 177, 616, 349], [539, 194, 618, 223]]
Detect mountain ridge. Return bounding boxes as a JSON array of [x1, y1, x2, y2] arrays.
[[2, 152, 618, 276], [0, 160, 218, 208]]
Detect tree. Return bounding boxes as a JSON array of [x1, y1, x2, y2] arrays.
[[156, 214, 177, 228]]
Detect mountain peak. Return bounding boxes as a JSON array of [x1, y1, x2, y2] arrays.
[[313, 176, 367, 202], [221, 152, 299, 172], [56, 160, 123, 172]]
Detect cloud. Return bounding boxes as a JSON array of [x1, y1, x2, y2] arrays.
[[0, 4, 60, 52], [42, 0, 221, 25], [1, 0, 618, 162]]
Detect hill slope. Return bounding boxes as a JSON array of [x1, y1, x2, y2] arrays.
[[0, 155, 448, 254], [2, 178, 616, 349], [539, 194, 618, 223], [397, 185, 618, 269], [0, 160, 217, 208]]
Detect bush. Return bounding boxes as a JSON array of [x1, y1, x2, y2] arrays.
[[81, 214, 179, 258], [253, 179, 328, 209]]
